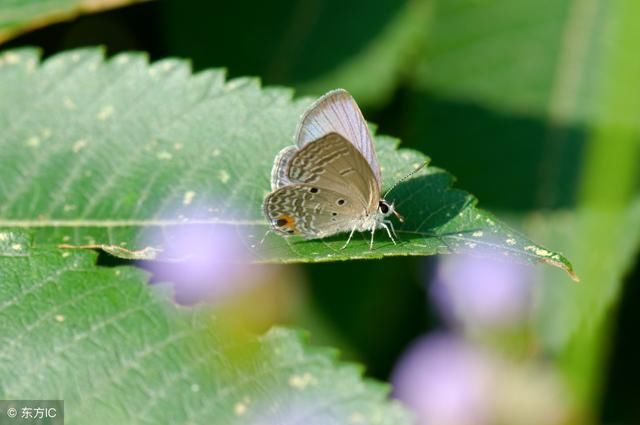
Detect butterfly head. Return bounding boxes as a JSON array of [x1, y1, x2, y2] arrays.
[[378, 199, 404, 223]]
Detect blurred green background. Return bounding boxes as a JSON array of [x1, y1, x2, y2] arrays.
[[4, 0, 639, 423]]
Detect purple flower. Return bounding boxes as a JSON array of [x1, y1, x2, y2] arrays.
[[392, 334, 492, 425], [143, 222, 257, 304], [392, 333, 572, 425], [429, 254, 533, 327]]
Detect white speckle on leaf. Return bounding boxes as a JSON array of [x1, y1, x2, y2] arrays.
[[63, 204, 76, 212], [485, 218, 495, 226], [162, 62, 174, 71], [62, 235, 71, 242], [537, 248, 552, 257], [63, 97, 76, 109], [506, 238, 517, 245], [4, 52, 20, 64], [72, 139, 88, 153], [472, 231, 483, 237], [41, 128, 52, 139], [218, 170, 230, 184], [211, 148, 221, 157], [524, 245, 552, 256], [149, 68, 157, 77], [62, 252, 70, 258], [350, 413, 365, 424], [288, 372, 315, 390], [26, 136, 40, 148], [174, 143, 183, 151], [97, 105, 115, 121], [465, 242, 477, 249], [11, 243, 22, 251], [71, 53, 80, 62], [157, 151, 173, 160], [182, 191, 196, 205], [55, 314, 65, 322], [190, 384, 200, 393], [116, 56, 129, 65], [234, 401, 248, 416], [0, 233, 7, 241], [120, 241, 127, 246]]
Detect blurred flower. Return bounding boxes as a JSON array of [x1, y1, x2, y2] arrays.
[[143, 222, 258, 304], [429, 254, 534, 328], [392, 334, 492, 425], [392, 333, 572, 425]]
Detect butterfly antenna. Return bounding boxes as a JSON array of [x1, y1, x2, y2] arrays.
[[383, 160, 429, 199]]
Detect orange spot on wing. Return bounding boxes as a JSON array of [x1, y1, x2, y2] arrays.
[[274, 214, 298, 233]]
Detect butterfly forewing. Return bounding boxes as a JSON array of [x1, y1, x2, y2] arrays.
[[294, 89, 382, 189], [285, 133, 379, 212]]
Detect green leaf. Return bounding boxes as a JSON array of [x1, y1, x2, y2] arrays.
[[0, 235, 412, 424], [402, 0, 617, 210], [0, 48, 575, 278], [523, 199, 640, 405], [294, 0, 431, 107], [163, 0, 430, 108], [415, 0, 607, 123], [0, 0, 150, 44]]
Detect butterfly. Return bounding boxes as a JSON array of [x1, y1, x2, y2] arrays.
[[263, 89, 409, 249]]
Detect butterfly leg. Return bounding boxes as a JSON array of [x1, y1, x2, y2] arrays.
[[384, 220, 399, 239], [369, 226, 376, 250], [341, 226, 358, 250], [380, 222, 397, 245], [259, 229, 273, 245]]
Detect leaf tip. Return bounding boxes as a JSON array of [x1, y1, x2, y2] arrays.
[[543, 256, 580, 282]]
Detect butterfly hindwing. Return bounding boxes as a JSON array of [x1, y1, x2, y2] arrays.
[[264, 184, 365, 239], [270, 145, 297, 190]]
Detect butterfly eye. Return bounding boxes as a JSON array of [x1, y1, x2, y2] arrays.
[[378, 201, 389, 214], [309, 187, 319, 193], [337, 199, 345, 206]]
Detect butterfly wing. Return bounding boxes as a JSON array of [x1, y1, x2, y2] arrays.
[[270, 145, 297, 190], [264, 133, 381, 238], [294, 89, 382, 189], [264, 184, 366, 239], [287, 133, 379, 211]]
